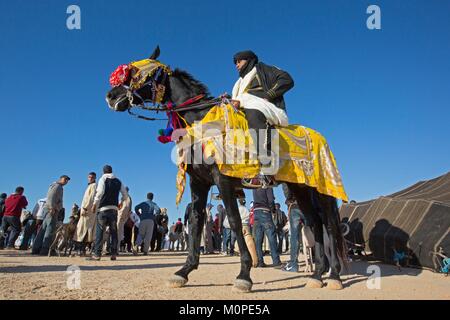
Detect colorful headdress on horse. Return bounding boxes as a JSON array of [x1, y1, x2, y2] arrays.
[[128, 59, 172, 90], [109, 53, 172, 105]]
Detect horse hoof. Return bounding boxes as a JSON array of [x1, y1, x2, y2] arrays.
[[232, 279, 252, 293], [167, 275, 188, 288], [326, 279, 343, 290], [306, 278, 324, 289]]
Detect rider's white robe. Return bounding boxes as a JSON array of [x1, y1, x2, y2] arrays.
[[232, 67, 289, 127]]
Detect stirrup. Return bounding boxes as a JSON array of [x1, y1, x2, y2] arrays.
[[241, 176, 276, 189]]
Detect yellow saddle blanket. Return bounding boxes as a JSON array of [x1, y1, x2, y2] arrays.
[[175, 104, 348, 205]]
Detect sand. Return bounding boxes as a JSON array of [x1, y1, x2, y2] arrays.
[[0, 249, 448, 300]]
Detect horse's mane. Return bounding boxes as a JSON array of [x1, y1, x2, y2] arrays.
[[172, 68, 211, 97]]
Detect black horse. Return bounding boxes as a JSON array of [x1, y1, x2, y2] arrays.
[[106, 47, 347, 292]]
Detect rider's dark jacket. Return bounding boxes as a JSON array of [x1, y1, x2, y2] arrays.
[[245, 63, 294, 111]]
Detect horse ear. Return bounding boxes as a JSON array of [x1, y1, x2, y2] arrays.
[[149, 45, 161, 60]]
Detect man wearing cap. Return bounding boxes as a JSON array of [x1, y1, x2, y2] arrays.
[[231, 50, 294, 187], [32, 175, 70, 255]]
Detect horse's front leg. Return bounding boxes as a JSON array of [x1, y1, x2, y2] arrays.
[[168, 178, 209, 288], [215, 172, 253, 293]]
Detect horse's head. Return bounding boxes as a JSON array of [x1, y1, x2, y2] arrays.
[[106, 46, 171, 111]]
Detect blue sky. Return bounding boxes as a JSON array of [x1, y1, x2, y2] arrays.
[[1, 0, 449, 223]]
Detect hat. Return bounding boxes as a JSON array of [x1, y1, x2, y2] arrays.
[[60, 175, 71, 181]]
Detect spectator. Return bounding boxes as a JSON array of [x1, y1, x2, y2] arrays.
[[252, 187, 281, 268], [87, 165, 128, 261], [22, 198, 46, 249], [0, 187, 28, 249], [74, 172, 97, 256], [221, 210, 236, 256], [33, 198, 47, 230], [212, 213, 221, 250], [174, 218, 182, 232], [216, 204, 227, 253], [19, 207, 37, 250], [129, 210, 141, 253], [117, 187, 132, 251], [153, 207, 168, 251], [281, 183, 308, 273], [239, 198, 258, 266], [134, 192, 160, 255], [0, 193, 7, 221], [122, 217, 134, 253], [174, 218, 184, 251], [32, 175, 70, 255], [203, 204, 215, 254], [273, 203, 288, 254], [249, 201, 255, 235]]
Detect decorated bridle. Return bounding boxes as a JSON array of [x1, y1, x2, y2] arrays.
[[109, 51, 225, 143], [110, 58, 172, 112]]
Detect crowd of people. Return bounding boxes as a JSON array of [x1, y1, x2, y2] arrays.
[[0, 164, 310, 272]]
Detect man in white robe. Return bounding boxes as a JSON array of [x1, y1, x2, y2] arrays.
[[74, 172, 97, 255], [117, 187, 132, 251]]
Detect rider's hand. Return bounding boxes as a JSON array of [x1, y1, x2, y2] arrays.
[[231, 100, 240, 108]]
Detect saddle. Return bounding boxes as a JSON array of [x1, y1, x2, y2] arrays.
[[174, 103, 348, 205]]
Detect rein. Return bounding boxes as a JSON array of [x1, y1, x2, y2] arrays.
[[127, 92, 223, 122], [121, 68, 230, 124]]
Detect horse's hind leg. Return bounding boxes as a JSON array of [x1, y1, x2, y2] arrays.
[[287, 184, 328, 288], [168, 179, 209, 288], [316, 193, 345, 290]]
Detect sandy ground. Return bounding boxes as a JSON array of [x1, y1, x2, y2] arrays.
[[0, 249, 448, 300]]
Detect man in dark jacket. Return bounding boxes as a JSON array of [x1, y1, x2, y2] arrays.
[[134, 192, 160, 255], [231, 50, 294, 188], [88, 165, 128, 261], [232, 50, 294, 124], [0, 187, 28, 249], [252, 187, 281, 268], [151, 209, 167, 252]]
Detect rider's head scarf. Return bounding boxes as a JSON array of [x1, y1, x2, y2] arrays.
[[233, 50, 258, 78]]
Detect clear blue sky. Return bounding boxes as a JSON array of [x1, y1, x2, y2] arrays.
[[1, 0, 449, 224]]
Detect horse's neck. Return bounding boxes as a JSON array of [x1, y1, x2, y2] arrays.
[[168, 76, 194, 106], [167, 73, 212, 126]]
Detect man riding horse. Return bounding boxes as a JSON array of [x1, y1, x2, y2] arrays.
[[230, 50, 294, 188], [105, 46, 348, 292]]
